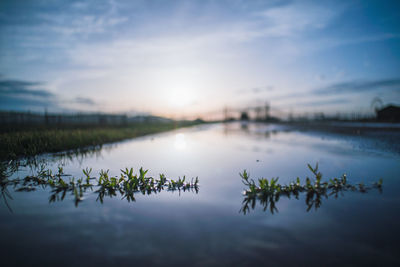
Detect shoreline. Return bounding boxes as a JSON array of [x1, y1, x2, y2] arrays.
[[0, 121, 203, 161]]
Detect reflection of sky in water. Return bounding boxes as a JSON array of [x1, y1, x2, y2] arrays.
[[1, 123, 400, 266]]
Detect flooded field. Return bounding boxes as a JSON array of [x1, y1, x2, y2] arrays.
[[1, 122, 400, 266]]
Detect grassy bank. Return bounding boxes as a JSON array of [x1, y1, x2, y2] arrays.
[[0, 121, 201, 161]]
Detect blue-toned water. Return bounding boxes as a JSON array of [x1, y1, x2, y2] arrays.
[[1, 123, 399, 266]]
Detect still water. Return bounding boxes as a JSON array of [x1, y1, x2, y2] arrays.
[[1, 122, 399, 266]]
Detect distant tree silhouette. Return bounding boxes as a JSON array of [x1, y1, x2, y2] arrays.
[[240, 111, 249, 121]]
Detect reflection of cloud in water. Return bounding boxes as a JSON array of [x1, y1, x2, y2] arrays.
[[222, 122, 398, 158], [1, 122, 400, 266]]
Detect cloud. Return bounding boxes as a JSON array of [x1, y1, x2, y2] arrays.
[[252, 86, 274, 93], [295, 97, 352, 107], [0, 77, 97, 112], [237, 85, 274, 94], [0, 95, 59, 112], [255, 2, 337, 38], [72, 97, 96, 105], [313, 78, 400, 95], [1, 0, 399, 117], [0, 78, 56, 111], [0, 79, 53, 97]]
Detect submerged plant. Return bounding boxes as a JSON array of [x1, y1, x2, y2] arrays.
[[240, 163, 383, 215]]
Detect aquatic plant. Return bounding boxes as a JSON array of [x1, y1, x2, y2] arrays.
[[240, 163, 383, 214], [0, 162, 199, 210]]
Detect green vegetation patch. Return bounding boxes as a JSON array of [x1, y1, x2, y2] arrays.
[[0, 164, 199, 211], [0, 121, 201, 160], [240, 163, 383, 214]]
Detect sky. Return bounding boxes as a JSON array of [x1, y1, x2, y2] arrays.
[[0, 0, 399, 119]]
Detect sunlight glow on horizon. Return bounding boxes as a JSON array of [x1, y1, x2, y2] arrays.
[[0, 0, 399, 118]]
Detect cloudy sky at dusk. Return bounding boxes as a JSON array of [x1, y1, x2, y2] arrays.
[[0, 0, 399, 118]]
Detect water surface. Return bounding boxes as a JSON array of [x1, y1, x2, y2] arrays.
[[1, 122, 399, 266]]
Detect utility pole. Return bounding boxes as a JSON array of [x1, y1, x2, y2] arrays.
[[223, 106, 228, 121], [265, 102, 270, 120]]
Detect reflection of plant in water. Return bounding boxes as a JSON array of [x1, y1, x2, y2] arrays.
[[11, 145, 106, 172], [0, 162, 199, 211], [0, 161, 21, 212], [240, 163, 383, 215]]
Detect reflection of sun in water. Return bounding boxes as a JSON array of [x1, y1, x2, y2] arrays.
[[174, 133, 187, 150]]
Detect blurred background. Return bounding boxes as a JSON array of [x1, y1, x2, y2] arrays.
[[0, 0, 399, 122]]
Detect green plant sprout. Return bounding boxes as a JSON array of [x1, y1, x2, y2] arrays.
[[240, 163, 383, 214], [0, 164, 199, 211]]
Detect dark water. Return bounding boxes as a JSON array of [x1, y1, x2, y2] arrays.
[[1, 123, 399, 266]]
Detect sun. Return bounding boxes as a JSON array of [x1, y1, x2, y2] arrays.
[[168, 90, 194, 108]]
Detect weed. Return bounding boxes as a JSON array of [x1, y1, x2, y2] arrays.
[[0, 165, 199, 210], [240, 163, 382, 214]]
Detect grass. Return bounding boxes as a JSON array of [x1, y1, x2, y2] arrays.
[[0, 121, 202, 161], [0, 164, 199, 211], [240, 163, 383, 214]]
